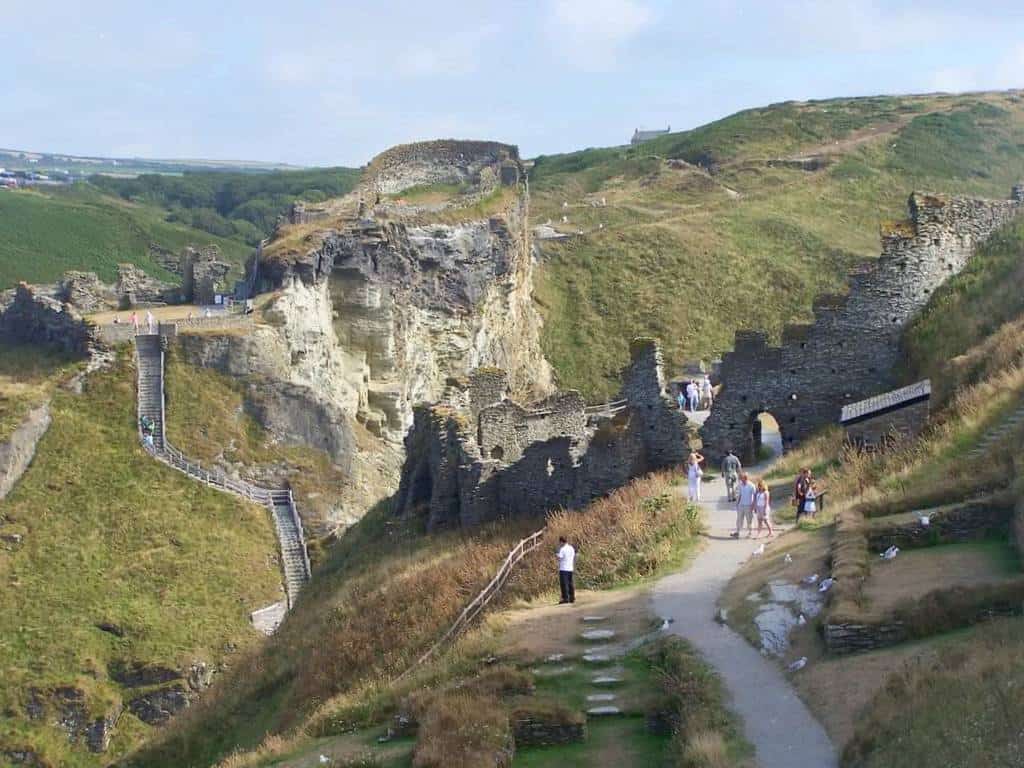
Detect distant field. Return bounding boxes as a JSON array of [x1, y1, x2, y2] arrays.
[[0, 185, 252, 287], [529, 91, 1024, 398]]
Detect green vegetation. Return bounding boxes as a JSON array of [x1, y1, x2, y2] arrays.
[[128, 472, 700, 767], [93, 167, 361, 243], [0, 185, 251, 287], [0, 350, 281, 766], [530, 91, 1024, 397], [0, 341, 80, 441]]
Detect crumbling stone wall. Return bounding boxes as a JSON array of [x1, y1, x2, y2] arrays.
[[844, 399, 929, 448], [394, 339, 688, 530], [180, 246, 232, 305], [702, 188, 1023, 461], [115, 263, 177, 307], [362, 139, 521, 196], [0, 283, 94, 355]]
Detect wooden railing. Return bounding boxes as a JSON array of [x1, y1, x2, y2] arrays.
[[407, 527, 547, 672]]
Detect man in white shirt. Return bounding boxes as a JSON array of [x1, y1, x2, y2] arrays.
[[730, 473, 756, 538], [556, 536, 576, 604]]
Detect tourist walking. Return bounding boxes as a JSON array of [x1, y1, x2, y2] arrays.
[[793, 468, 811, 522], [721, 450, 742, 502], [754, 478, 773, 538], [686, 380, 699, 412], [701, 375, 714, 409], [130, 311, 139, 334], [677, 388, 686, 411], [686, 451, 705, 502], [556, 536, 576, 604], [731, 472, 756, 538], [145, 310, 156, 334], [804, 476, 822, 520]]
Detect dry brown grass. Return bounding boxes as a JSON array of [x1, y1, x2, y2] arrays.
[[411, 692, 511, 768], [131, 471, 697, 768], [678, 730, 730, 768]]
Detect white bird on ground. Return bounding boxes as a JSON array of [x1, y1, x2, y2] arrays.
[[319, 756, 331, 765], [797, 614, 807, 625], [818, 577, 835, 593], [788, 657, 808, 672], [802, 573, 819, 584], [881, 545, 900, 560], [753, 543, 765, 556], [918, 514, 931, 527], [784, 553, 793, 564]]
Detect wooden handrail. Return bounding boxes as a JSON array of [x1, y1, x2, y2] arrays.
[[403, 527, 547, 675]]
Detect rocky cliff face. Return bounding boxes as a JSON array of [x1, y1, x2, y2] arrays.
[[180, 140, 554, 530]]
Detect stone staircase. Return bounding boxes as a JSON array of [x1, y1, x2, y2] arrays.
[[133, 333, 311, 619], [967, 401, 1024, 459]]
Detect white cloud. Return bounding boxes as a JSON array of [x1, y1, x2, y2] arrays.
[[927, 43, 1024, 93], [546, 0, 653, 71]]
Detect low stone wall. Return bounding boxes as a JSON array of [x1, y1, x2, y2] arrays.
[[867, 496, 1014, 551], [512, 716, 586, 747], [0, 403, 51, 501], [824, 619, 908, 654], [844, 399, 929, 448]]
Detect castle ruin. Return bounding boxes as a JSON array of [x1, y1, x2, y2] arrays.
[[393, 338, 689, 530], [702, 187, 1024, 461]]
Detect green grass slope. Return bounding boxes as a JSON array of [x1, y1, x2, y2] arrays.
[[530, 91, 1024, 398], [0, 351, 281, 766], [0, 185, 252, 288]]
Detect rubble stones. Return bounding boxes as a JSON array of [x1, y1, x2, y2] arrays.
[[126, 685, 190, 725]]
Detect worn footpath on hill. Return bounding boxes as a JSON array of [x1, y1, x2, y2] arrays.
[[651, 414, 837, 768]]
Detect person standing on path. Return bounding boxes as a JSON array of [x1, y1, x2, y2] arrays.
[[686, 380, 700, 412], [686, 450, 705, 502], [701, 375, 714, 409], [754, 478, 773, 538], [146, 310, 156, 334], [794, 468, 811, 522], [556, 536, 575, 604], [731, 473, 756, 538], [130, 311, 139, 334], [721, 450, 742, 502], [677, 388, 687, 411]]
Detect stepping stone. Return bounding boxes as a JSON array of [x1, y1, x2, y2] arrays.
[[582, 615, 607, 622], [586, 693, 617, 703], [582, 653, 611, 663], [591, 675, 623, 685], [586, 706, 622, 716], [533, 665, 574, 677], [545, 653, 565, 663], [581, 629, 616, 641]]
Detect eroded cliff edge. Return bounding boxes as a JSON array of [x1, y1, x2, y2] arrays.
[[179, 140, 555, 532]]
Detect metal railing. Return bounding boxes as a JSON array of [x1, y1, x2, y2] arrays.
[[525, 398, 629, 419], [408, 527, 547, 672], [133, 333, 311, 608]]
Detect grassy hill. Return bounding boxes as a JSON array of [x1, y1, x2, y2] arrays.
[[529, 90, 1024, 398], [0, 185, 252, 287], [0, 350, 282, 766]]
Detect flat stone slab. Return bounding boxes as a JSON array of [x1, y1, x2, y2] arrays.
[[587, 706, 622, 716], [545, 653, 566, 663], [582, 615, 607, 622], [582, 654, 612, 663], [586, 693, 617, 702], [250, 601, 286, 636], [581, 629, 616, 641], [591, 675, 623, 685], [533, 665, 574, 677]]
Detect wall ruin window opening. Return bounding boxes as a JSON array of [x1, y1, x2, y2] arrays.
[[490, 446, 504, 461]]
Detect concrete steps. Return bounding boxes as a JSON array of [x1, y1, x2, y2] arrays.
[[133, 333, 310, 623]]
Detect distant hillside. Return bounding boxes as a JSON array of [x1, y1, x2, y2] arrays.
[[0, 185, 253, 287], [529, 90, 1024, 398], [0, 146, 304, 177], [91, 166, 362, 244]]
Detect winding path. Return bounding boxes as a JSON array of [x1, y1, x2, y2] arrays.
[[651, 413, 837, 768]]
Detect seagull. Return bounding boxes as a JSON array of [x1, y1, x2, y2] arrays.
[[802, 573, 819, 584], [797, 614, 807, 625], [881, 546, 900, 561], [319, 756, 331, 765], [818, 577, 835, 593], [753, 543, 766, 556], [788, 657, 808, 672], [918, 514, 931, 527], [784, 553, 793, 564]]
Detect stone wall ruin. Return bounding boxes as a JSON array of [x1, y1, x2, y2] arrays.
[[702, 187, 1023, 461], [393, 339, 689, 530]]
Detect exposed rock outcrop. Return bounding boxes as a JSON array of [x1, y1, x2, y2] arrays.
[[0, 403, 52, 501], [115, 263, 177, 307], [0, 283, 94, 356]]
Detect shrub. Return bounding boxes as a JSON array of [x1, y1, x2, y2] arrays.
[[411, 693, 512, 768]]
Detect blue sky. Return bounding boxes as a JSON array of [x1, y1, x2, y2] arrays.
[[2, 1, 1022, 167]]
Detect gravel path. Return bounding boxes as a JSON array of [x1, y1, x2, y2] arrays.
[[651, 413, 837, 768]]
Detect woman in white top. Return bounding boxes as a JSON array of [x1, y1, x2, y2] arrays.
[[686, 451, 705, 502], [754, 478, 773, 538]]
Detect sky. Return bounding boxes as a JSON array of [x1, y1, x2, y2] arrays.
[[2, 0, 1023, 167]]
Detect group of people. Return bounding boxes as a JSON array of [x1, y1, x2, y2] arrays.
[[113, 310, 157, 334], [677, 375, 714, 412]]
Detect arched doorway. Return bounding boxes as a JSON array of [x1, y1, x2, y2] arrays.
[[746, 410, 784, 465]]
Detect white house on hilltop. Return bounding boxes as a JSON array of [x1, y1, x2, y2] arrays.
[[631, 126, 671, 144]]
